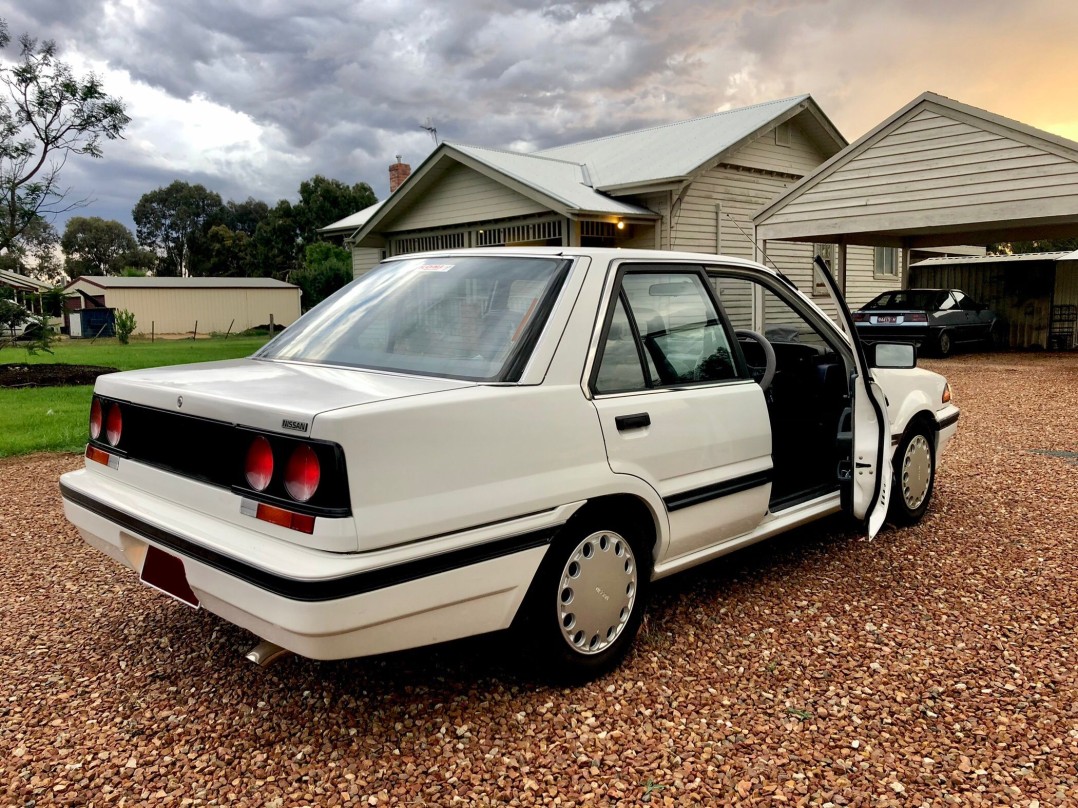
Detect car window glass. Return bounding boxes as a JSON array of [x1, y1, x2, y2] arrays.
[[594, 297, 647, 394], [257, 256, 568, 381], [938, 293, 958, 311], [619, 273, 737, 386], [710, 274, 833, 353]]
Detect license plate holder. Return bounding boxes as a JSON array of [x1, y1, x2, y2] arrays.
[[140, 545, 200, 609]]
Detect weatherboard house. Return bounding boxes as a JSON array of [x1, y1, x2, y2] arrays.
[[324, 95, 951, 308]]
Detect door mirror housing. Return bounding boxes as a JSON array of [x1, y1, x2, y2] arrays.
[[869, 342, 917, 369]]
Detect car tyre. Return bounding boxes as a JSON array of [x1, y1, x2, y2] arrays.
[[514, 513, 650, 684], [889, 425, 935, 525], [987, 321, 1006, 350], [936, 330, 953, 357]]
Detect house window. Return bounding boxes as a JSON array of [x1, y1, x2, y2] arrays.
[[874, 247, 898, 277], [812, 243, 835, 297]]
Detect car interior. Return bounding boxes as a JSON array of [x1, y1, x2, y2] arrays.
[[711, 274, 852, 510]]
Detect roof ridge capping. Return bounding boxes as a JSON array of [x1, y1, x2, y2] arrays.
[[536, 94, 812, 152], [450, 142, 587, 168]]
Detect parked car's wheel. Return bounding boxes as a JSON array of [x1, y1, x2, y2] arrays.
[[889, 425, 935, 525], [936, 330, 953, 357], [516, 514, 650, 683], [987, 320, 1006, 350]]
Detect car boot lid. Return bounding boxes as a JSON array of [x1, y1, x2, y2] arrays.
[[94, 358, 476, 435]]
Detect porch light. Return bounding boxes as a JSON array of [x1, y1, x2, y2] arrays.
[[616, 220, 626, 230]]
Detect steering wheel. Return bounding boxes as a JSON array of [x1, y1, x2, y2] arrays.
[[735, 329, 776, 392]]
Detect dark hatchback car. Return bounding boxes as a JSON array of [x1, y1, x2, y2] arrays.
[[853, 289, 1000, 356]]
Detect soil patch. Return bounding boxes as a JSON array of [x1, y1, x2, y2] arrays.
[[0, 363, 118, 388]]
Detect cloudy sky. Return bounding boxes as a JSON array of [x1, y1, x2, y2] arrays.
[[5, 0, 1078, 234]]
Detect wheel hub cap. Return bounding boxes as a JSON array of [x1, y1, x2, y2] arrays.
[[557, 530, 637, 655], [901, 435, 932, 510]]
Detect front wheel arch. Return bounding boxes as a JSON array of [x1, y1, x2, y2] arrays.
[[888, 415, 937, 525]]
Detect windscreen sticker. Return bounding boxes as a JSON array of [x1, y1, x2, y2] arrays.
[[415, 263, 455, 272]]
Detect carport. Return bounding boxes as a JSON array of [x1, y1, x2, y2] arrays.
[[754, 92, 1078, 347]]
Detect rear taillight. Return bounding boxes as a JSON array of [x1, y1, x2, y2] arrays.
[[907, 313, 928, 323], [89, 398, 103, 440], [284, 444, 320, 502], [852, 312, 868, 322], [105, 404, 123, 446], [245, 436, 274, 491]]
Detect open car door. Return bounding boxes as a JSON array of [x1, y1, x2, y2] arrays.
[[814, 256, 891, 538]]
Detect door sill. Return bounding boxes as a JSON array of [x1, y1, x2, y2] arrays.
[[770, 483, 839, 512]]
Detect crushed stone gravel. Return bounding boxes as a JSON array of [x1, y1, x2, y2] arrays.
[[1, 351, 1075, 806]]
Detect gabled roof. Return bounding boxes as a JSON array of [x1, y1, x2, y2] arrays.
[[349, 95, 844, 244], [538, 95, 842, 190], [450, 145, 654, 215], [0, 269, 52, 292], [320, 200, 386, 236], [755, 91, 1078, 247], [64, 276, 298, 291]]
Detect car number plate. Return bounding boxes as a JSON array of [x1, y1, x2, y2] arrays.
[[876, 315, 897, 323], [140, 545, 200, 608]]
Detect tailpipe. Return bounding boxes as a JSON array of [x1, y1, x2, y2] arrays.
[[245, 639, 291, 667]]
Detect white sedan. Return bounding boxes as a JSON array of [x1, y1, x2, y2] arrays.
[[60, 248, 959, 682]]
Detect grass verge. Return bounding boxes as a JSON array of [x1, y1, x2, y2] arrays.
[[0, 335, 272, 457], [0, 335, 271, 372]]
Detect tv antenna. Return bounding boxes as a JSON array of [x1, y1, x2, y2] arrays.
[[421, 117, 439, 145]]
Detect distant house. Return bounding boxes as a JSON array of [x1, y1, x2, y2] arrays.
[[63, 276, 301, 337], [324, 96, 865, 299], [0, 269, 52, 313]]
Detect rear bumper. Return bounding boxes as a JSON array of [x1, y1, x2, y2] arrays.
[[60, 468, 557, 660], [855, 324, 933, 345]]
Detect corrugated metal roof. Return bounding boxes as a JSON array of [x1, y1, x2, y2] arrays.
[[911, 252, 1073, 267], [320, 199, 386, 233], [64, 276, 298, 290], [537, 95, 811, 189], [451, 145, 655, 215], [0, 269, 53, 291]]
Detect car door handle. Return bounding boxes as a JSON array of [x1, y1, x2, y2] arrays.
[[615, 412, 651, 431]]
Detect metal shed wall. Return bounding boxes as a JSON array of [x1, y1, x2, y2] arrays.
[[64, 283, 301, 335]]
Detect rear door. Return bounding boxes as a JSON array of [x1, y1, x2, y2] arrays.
[[589, 264, 773, 561], [813, 257, 892, 538]]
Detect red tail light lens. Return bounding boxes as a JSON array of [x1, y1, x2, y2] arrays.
[[284, 444, 320, 502], [89, 398, 103, 440], [245, 436, 274, 491], [852, 312, 868, 322], [907, 313, 928, 323], [105, 404, 123, 446]]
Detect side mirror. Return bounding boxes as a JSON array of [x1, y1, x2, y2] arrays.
[[869, 342, 916, 369]]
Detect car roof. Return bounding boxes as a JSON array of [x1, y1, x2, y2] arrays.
[[379, 246, 777, 277]]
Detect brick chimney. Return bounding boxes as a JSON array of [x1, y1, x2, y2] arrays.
[[389, 155, 411, 193]]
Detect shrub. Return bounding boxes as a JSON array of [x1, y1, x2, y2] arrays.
[[24, 314, 56, 356], [114, 309, 137, 344]]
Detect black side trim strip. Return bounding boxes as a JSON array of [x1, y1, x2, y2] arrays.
[[935, 411, 960, 430], [664, 470, 772, 513], [60, 482, 557, 603]]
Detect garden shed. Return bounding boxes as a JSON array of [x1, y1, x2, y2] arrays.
[[910, 252, 1078, 349], [63, 276, 301, 337]]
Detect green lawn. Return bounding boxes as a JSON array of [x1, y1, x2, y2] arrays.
[[0, 335, 271, 458]]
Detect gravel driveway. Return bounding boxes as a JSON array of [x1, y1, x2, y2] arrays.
[[2, 352, 1076, 806]]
